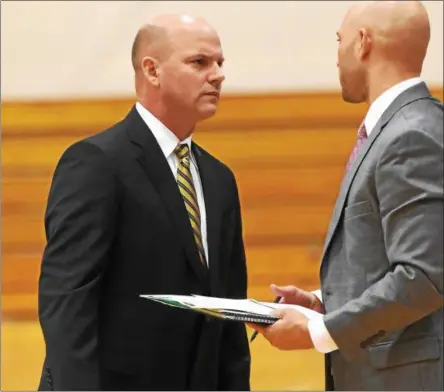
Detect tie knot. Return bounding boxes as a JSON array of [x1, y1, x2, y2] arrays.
[[174, 144, 190, 160], [357, 122, 367, 140]]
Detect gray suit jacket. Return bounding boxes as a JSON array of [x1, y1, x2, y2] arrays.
[[320, 82, 443, 391]]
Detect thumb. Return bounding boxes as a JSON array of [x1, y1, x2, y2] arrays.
[[270, 284, 299, 298], [270, 308, 286, 318]]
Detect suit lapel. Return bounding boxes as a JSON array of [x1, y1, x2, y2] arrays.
[[125, 106, 208, 284], [320, 82, 433, 263], [192, 143, 223, 294], [321, 121, 384, 260]]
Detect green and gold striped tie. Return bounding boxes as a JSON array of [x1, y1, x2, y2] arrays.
[[174, 144, 207, 266]]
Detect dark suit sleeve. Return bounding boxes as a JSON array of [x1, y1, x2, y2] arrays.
[[38, 140, 117, 390], [324, 128, 443, 360], [218, 174, 251, 391]]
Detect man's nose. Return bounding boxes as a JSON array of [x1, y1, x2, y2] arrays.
[[210, 64, 225, 84]]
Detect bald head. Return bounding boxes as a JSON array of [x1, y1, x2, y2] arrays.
[[150, 13, 217, 32], [131, 14, 218, 71], [131, 25, 167, 70], [344, 0, 430, 71]]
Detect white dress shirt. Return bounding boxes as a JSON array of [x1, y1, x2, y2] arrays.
[[135, 102, 209, 265], [308, 77, 424, 353]]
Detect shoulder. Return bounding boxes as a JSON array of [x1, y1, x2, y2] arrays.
[[83, 120, 127, 153], [394, 97, 442, 140], [380, 97, 443, 150], [58, 120, 127, 165], [376, 101, 443, 173]]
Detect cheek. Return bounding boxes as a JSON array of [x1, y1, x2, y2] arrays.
[[339, 50, 354, 74], [163, 74, 191, 99], [337, 45, 346, 67], [178, 73, 202, 94]]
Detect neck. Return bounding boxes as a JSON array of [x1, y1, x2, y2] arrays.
[[138, 98, 195, 141], [366, 63, 420, 105]]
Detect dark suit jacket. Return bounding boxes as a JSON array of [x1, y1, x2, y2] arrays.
[[38, 106, 251, 391]]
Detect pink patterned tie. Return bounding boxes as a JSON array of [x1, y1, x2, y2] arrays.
[[346, 122, 368, 172]]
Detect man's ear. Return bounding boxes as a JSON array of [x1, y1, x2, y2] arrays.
[[357, 28, 372, 61], [141, 56, 161, 86]]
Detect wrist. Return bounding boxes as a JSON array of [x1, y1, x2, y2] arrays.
[[308, 292, 324, 313], [308, 292, 317, 309]]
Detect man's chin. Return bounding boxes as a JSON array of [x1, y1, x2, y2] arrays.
[[342, 91, 364, 104], [197, 104, 218, 121]]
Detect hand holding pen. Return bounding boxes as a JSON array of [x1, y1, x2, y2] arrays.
[[249, 284, 323, 342]]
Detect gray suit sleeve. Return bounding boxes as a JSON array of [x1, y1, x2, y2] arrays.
[[323, 128, 443, 360]]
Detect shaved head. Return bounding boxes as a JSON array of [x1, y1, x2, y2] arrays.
[[346, 0, 429, 68], [131, 25, 169, 70], [337, 0, 431, 104], [131, 14, 219, 71]]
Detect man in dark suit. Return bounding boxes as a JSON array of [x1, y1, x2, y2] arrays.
[[38, 13, 250, 391], [250, 1, 443, 390]]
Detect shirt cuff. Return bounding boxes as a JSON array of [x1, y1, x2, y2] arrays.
[[308, 316, 338, 353], [311, 289, 323, 303]]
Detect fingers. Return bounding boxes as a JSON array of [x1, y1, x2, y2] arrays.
[[270, 283, 314, 308], [270, 285, 284, 303], [270, 283, 299, 297], [270, 284, 304, 304]]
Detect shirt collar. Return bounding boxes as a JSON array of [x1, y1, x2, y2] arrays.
[[135, 101, 192, 159], [364, 77, 423, 136]]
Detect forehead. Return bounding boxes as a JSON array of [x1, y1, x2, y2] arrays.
[[338, 14, 352, 35], [169, 27, 223, 57]]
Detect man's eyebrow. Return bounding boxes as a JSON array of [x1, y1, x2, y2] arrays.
[[192, 52, 225, 63]]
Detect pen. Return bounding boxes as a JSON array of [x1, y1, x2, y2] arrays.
[[249, 296, 281, 342]]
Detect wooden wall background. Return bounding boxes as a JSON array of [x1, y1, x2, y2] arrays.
[[2, 88, 442, 320]]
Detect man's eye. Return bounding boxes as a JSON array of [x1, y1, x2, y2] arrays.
[[194, 58, 206, 65]]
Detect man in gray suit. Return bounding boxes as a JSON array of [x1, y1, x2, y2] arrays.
[[249, 1, 443, 390]]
